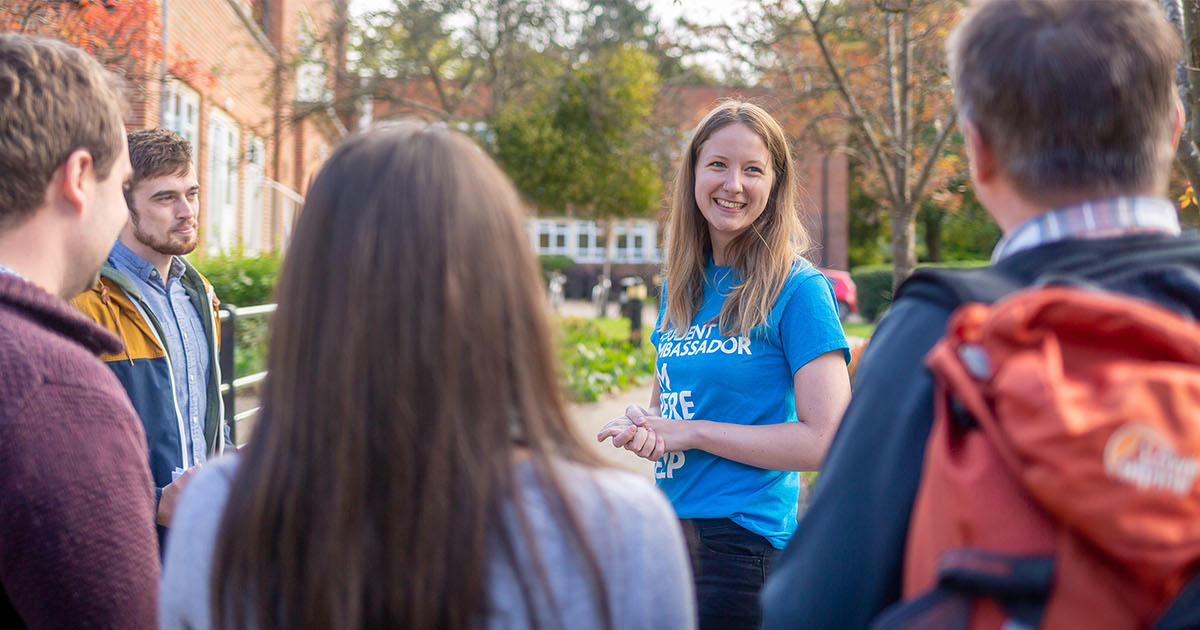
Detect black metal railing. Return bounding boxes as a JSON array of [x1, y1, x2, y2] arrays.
[[218, 303, 275, 445]]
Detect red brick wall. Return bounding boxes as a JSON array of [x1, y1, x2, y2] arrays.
[[124, 0, 342, 253], [797, 153, 849, 270]]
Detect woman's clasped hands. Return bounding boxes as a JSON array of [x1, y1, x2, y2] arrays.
[[597, 405, 693, 461]]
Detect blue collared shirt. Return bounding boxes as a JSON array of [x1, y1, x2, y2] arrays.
[[991, 196, 1181, 263], [108, 241, 210, 467]]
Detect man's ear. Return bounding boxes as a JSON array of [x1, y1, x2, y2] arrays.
[[55, 148, 94, 217], [962, 118, 996, 185]]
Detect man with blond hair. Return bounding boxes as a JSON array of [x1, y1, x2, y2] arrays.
[[0, 34, 159, 628]]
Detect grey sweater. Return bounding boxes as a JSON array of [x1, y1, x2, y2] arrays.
[[160, 454, 696, 629]]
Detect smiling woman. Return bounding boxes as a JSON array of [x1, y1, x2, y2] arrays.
[[598, 101, 852, 630]]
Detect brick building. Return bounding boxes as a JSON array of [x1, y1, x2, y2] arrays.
[[126, 0, 343, 255]]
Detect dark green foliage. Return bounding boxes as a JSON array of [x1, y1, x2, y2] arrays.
[[538, 254, 576, 280], [851, 260, 990, 321], [849, 264, 894, 322], [192, 252, 281, 379]]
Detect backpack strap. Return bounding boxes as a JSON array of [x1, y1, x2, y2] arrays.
[[1153, 571, 1200, 630], [870, 550, 1054, 630], [893, 267, 1024, 313]]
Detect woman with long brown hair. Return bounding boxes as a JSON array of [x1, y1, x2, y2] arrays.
[[598, 101, 851, 630], [159, 125, 695, 630]]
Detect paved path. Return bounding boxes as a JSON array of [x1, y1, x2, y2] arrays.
[[555, 298, 657, 328], [567, 381, 656, 479]]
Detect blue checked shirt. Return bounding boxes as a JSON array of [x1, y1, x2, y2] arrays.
[[992, 196, 1181, 263], [109, 242, 210, 467]]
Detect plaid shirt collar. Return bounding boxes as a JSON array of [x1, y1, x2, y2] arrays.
[[0, 263, 25, 281], [991, 196, 1181, 263]]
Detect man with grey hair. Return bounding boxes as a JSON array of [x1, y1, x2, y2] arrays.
[[762, 1, 1200, 628], [0, 34, 159, 627]]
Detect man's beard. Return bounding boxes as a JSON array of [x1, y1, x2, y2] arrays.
[[130, 211, 198, 257]]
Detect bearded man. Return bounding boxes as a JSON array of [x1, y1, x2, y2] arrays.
[[74, 128, 229, 545]]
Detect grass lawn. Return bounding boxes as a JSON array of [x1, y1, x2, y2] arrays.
[[842, 321, 875, 339], [589, 316, 636, 341]]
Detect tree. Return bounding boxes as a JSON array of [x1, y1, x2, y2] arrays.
[[1, 0, 212, 94], [705, 0, 962, 288], [492, 44, 663, 312], [1162, 1, 1200, 194], [352, 0, 564, 121]]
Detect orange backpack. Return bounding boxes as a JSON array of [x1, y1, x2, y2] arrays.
[[874, 285, 1200, 630]]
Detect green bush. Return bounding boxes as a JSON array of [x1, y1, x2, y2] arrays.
[[558, 317, 656, 402], [851, 260, 990, 322], [192, 251, 282, 379], [191, 251, 282, 308], [538, 254, 575, 281]]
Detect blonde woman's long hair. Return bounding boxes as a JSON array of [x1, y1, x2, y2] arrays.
[[661, 101, 810, 338]]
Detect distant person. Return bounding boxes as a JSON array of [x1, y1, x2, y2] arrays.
[[159, 125, 695, 630], [598, 101, 851, 630], [549, 269, 566, 310], [0, 33, 159, 628], [73, 128, 228, 542], [761, 1, 1200, 628]]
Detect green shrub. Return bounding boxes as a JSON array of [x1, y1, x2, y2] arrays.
[[851, 260, 991, 322], [192, 251, 281, 379], [191, 251, 282, 308], [558, 317, 656, 402], [538, 254, 575, 281]]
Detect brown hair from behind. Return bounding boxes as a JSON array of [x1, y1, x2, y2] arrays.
[[211, 125, 614, 630], [125, 128, 192, 208], [662, 100, 810, 338], [947, 0, 1182, 203], [0, 34, 126, 229]]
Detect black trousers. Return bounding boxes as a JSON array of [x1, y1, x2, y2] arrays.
[[681, 518, 781, 630]]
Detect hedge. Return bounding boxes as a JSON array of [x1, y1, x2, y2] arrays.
[[538, 254, 575, 282], [190, 251, 282, 308], [851, 260, 990, 322], [190, 252, 282, 378]]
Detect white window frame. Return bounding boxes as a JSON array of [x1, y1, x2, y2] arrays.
[[206, 109, 240, 254], [162, 80, 200, 174], [534, 220, 571, 256], [242, 135, 266, 254]]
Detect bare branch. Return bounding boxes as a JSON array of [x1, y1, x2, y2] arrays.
[[909, 113, 957, 207], [800, 0, 899, 208]]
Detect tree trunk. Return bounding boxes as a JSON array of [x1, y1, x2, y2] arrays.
[[596, 216, 615, 317], [891, 203, 917, 290], [923, 209, 943, 262]]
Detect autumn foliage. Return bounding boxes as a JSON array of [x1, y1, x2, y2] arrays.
[[0, 0, 214, 91]]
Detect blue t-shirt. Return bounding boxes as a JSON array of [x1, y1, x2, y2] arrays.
[[649, 259, 849, 549]]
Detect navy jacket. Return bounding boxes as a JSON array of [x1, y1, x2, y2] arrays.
[[761, 233, 1200, 629]]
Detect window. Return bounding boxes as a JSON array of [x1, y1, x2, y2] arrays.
[[242, 135, 266, 253], [296, 13, 329, 103], [206, 109, 240, 254], [574, 221, 603, 262], [534, 220, 571, 256], [162, 80, 200, 173]]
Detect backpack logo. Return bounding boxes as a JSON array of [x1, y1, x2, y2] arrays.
[[1104, 424, 1199, 496]]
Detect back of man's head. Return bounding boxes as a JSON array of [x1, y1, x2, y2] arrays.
[[947, 0, 1182, 202], [0, 34, 126, 230]]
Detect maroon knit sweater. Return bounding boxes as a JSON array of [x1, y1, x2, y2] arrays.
[[0, 274, 159, 629]]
